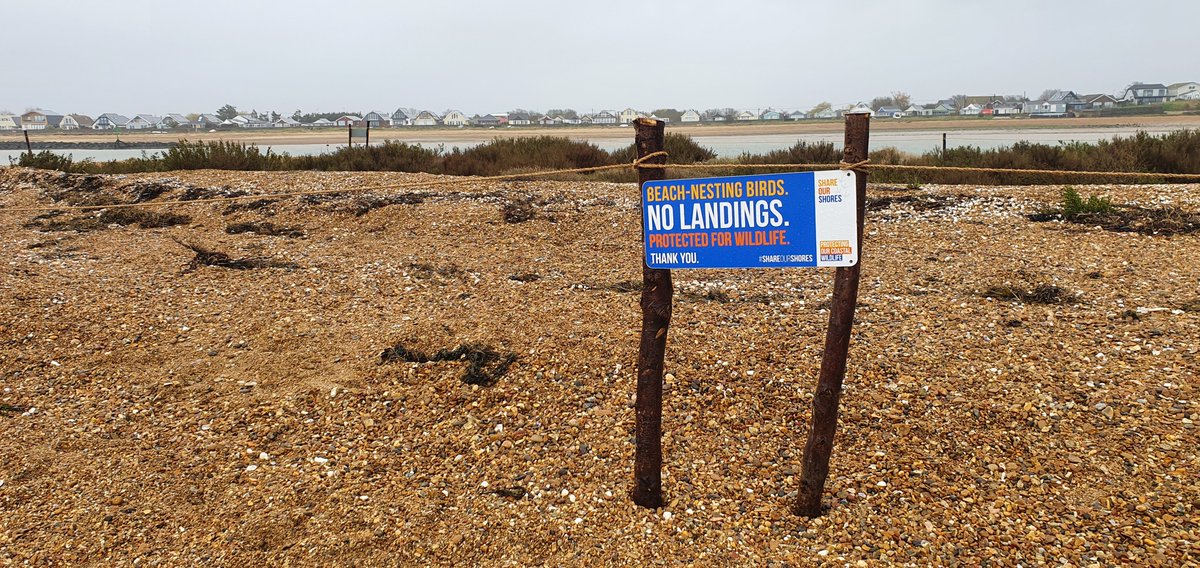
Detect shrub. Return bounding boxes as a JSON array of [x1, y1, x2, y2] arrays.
[[14, 151, 80, 172], [1060, 186, 1114, 218]]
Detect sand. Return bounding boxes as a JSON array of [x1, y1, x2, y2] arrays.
[[0, 167, 1197, 565]]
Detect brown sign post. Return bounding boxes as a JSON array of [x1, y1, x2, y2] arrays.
[[628, 113, 870, 518], [794, 110, 871, 517], [631, 118, 670, 509]]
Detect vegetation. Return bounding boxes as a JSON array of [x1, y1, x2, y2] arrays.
[[11, 130, 1200, 186], [1059, 186, 1115, 218]]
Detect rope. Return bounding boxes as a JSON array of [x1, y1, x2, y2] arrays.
[[3, 154, 1199, 215], [631, 151, 668, 168]]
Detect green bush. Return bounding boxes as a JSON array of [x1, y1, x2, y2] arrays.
[[609, 132, 716, 165], [1060, 186, 1114, 218], [14, 150, 82, 172]]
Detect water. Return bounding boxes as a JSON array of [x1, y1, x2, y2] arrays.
[[2, 125, 1189, 163]]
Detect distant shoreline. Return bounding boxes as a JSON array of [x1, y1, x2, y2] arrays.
[[5, 114, 1199, 147], [0, 140, 174, 151]]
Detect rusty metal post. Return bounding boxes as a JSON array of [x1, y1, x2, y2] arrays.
[[24, 130, 33, 157], [631, 118, 669, 509], [794, 111, 870, 518]]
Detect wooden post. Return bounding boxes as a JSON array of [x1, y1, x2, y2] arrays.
[[793, 111, 870, 518], [631, 118, 670, 509], [365, 123, 370, 147], [942, 132, 947, 156], [348, 123, 352, 149], [24, 130, 33, 157]]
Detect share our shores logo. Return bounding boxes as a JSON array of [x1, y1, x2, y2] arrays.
[[641, 170, 858, 269]]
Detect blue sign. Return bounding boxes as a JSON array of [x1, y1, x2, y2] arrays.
[[642, 171, 858, 269]]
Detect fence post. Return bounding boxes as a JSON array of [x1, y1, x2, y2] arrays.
[[631, 117, 670, 509], [366, 122, 370, 147], [793, 111, 870, 518], [24, 130, 33, 157], [347, 123, 352, 149]]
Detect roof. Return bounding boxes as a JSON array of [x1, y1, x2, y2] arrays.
[[1127, 83, 1167, 90], [99, 113, 130, 125], [23, 109, 63, 117], [131, 114, 163, 123], [1169, 82, 1199, 89], [68, 114, 95, 127]]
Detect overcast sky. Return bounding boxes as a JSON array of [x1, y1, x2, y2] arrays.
[[4, 0, 1195, 116]]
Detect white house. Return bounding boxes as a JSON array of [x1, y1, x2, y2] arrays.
[[162, 113, 191, 128], [413, 111, 440, 126], [591, 110, 617, 124], [1169, 82, 1200, 101], [310, 118, 335, 127], [441, 110, 470, 126], [680, 109, 701, 123], [959, 103, 983, 116], [59, 114, 94, 130], [93, 113, 130, 129], [618, 108, 643, 124], [735, 110, 758, 121], [125, 114, 162, 130], [273, 117, 301, 128], [787, 110, 807, 120], [0, 114, 21, 130], [1119, 83, 1169, 105]]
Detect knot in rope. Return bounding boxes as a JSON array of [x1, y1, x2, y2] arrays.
[[839, 159, 871, 171], [631, 151, 669, 169]]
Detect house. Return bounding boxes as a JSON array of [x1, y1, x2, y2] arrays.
[[787, 110, 807, 120], [618, 108, 642, 124], [959, 103, 983, 115], [537, 115, 556, 126], [391, 108, 413, 126], [334, 115, 362, 127], [273, 117, 301, 128], [1082, 94, 1118, 109], [0, 114, 21, 130], [226, 114, 270, 128], [473, 114, 503, 126], [848, 103, 873, 115], [441, 110, 470, 126], [310, 118, 335, 127], [194, 114, 222, 128], [93, 113, 130, 129], [680, 109, 701, 123], [924, 101, 955, 116], [59, 114, 95, 130], [735, 110, 758, 121], [363, 111, 392, 128], [162, 113, 191, 128], [759, 109, 784, 120], [560, 115, 581, 125], [507, 112, 531, 125], [1045, 91, 1086, 112], [810, 108, 837, 119], [1118, 83, 1169, 105], [1168, 82, 1200, 101], [875, 106, 904, 118], [413, 111, 440, 126], [988, 101, 1021, 116], [903, 104, 926, 117], [20, 109, 64, 130], [591, 110, 618, 125], [1023, 99, 1068, 116], [125, 114, 163, 130]]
